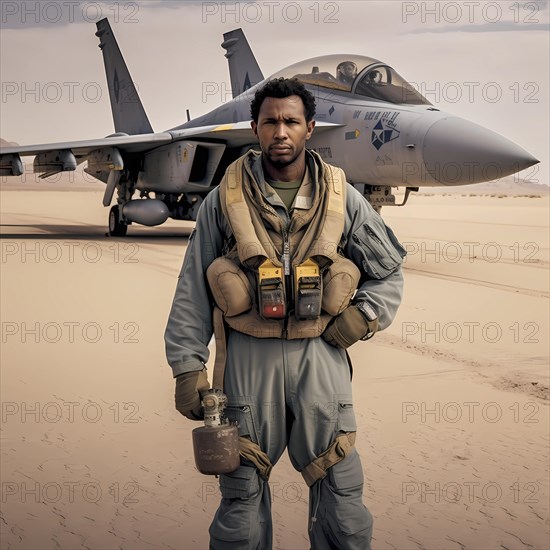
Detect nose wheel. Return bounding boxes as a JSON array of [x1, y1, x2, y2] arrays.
[[108, 205, 128, 236]]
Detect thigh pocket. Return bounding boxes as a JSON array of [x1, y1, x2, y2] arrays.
[[225, 404, 259, 442], [326, 452, 371, 539], [211, 465, 263, 545], [220, 464, 260, 500], [337, 401, 357, 434], [329, 449, 364, 496], [327, 499, 373, 538]]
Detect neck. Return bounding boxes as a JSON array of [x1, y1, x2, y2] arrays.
[[261, 154, 306, 183]]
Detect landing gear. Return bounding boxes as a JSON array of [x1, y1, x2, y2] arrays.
[[108, 205, 128, 236], [362, 185, 419, 212], [165, 193, 204, 221]]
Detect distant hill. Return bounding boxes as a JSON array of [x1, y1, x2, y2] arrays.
[[0, 138, 19, 147]]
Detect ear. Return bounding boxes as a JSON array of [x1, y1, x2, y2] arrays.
[[305, 119, 316, 140], [251, 120, 258, 138]]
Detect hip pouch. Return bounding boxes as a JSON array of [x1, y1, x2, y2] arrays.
[[322, 256, 361, 316], [206, 257, 254, 317]]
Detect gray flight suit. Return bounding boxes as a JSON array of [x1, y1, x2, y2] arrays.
[[165, 151, 405, 549]]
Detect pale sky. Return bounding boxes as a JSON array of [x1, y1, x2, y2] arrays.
[[1, 0, 548, 185]]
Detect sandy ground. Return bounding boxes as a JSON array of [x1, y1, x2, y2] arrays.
[[0, 186, 548, 550]]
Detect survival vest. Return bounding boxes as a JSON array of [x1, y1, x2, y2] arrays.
[[206, 150, 360, 340]]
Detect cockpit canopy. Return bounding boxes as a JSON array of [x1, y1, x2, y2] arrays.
[[269, 54, 430, 105]]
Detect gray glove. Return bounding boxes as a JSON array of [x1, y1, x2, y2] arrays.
[[175, 369, 210, 420], [322, 304, 379, 349]]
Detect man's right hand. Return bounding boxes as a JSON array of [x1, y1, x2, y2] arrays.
[[175, 369, 210, 421]]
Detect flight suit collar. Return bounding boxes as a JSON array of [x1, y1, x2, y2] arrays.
[[249, 150, 318, 212]]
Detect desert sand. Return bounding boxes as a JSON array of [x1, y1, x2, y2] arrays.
[[1, 184, 548, 549]]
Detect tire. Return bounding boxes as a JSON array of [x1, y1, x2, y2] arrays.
[[108, 205, 128, 237]]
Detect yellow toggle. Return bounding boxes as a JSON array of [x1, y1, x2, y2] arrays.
[[259, 258, 282, 280], [295, 258, 319, 280]]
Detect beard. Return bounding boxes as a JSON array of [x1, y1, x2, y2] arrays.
[[266, 155, 295, 169], [264, 144, 304, 171]]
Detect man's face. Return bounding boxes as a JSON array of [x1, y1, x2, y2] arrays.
[[342, 64, 356, 78], [251, 95, 315, 173]]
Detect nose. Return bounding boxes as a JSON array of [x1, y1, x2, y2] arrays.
[[422, 117, 539, 184], [274, 121, 288, 140]]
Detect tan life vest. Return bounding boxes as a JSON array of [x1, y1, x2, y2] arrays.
[[206, 150, 360, 340]]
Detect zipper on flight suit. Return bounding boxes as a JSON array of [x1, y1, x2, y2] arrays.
[[261, 202, 292, 338], [282, 227, 291, 339]]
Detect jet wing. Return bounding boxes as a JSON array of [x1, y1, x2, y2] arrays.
[[0, 122, 343, 178], [0, 132, 175, 178], [0, 132, 174, 157], [1, 121, 342, 157], [169, 120, 343, 146]]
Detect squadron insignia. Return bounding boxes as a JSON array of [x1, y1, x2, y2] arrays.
[[371, 119, 400, 150]]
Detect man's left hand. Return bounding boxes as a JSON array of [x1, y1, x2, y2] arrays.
[[322, 305, 379, 349]]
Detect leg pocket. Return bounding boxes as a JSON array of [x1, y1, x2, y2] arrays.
[[329, 448, 364, 497], [328, 500, 373, 542], [209, 465, 264, 547], [323, 453, 373, 545], [337, 401, 357, 433], [220, 464, 260, 500], [225, 403, 259, 443]]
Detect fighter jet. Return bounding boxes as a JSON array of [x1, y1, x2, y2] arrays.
[[0, 19, 539, 236]]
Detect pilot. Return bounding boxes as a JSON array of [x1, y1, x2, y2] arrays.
[[366, 69, 383, 85], [336, 60, 358, 85], [165, 77, 405, 549]]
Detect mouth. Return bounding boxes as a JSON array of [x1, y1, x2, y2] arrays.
[[270, 145, 291, 153]]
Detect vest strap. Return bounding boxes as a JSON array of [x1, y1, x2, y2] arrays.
[[300, 432, 356, 487], [212, 307, 227, 391]]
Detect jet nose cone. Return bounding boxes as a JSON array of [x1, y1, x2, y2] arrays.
[[423, 117, 539, 185]]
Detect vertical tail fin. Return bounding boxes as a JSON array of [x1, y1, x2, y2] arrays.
[[95, 18, 153, 135], [222, 29, 264, 98]]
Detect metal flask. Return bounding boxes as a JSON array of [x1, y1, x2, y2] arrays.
[[192, 390, 240, 475]]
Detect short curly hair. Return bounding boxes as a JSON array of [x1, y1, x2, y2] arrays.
[[250, 78, 316, 123]]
